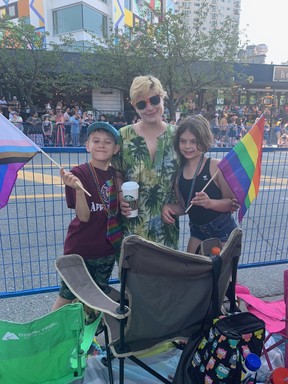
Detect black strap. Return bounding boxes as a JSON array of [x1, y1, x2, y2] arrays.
[[185, 153, 205, 211], [226, 256, 240, 313], [174, 153, 204, 210], [211, 254, 222, 318]]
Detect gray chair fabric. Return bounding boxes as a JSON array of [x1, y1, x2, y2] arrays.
[[55, 227, 242, 383]]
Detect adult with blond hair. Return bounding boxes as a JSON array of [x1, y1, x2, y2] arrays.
[[112, 75, 179, 249]]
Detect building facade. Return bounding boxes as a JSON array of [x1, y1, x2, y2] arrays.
[[238, 44, 268, 64], [0, 0, 176, 46], [175, 0, 240, 32]]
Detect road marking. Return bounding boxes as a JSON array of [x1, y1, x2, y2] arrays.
[[17, 170, 62, 184], [9, 194, 65, 200], [10, 170, 64, 200], [261, 176, 288, 188]]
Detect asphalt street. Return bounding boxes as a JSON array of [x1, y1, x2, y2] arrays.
[[1, 149, 287, 323]]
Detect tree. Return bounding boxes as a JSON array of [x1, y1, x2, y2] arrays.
[[86, 1, 241, 119], [0, 18, 80, 109]]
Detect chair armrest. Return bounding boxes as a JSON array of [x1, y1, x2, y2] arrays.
[[55, 254, 130, 319]]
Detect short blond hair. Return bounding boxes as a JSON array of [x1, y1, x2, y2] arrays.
[[129, 75, 167, 103]]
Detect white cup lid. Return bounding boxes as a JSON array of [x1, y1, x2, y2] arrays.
[[122, 181, 139, 190]]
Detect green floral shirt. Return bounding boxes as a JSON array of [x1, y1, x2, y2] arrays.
[[112, 124, 179, 249]]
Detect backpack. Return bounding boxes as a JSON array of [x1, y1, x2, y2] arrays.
[[173, 312, 265, 384], [172, 242, 265, 384]]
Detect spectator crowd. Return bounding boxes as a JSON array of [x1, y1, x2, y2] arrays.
[[0, 97, 125, 147], [177, 99, 288, 148], [1, 94, 288, 148]]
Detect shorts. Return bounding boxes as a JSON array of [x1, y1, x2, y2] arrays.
[[59, 254, 116, 301], [189, 212, 237, 242], [228, 130, 236, 138]]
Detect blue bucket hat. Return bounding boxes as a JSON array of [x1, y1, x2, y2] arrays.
[[87, 122, 119, 144]]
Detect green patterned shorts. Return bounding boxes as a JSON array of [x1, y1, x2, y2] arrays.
[[59, 254, 116, 300]]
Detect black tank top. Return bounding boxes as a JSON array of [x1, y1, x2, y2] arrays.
[[179, 158, 222, 225]]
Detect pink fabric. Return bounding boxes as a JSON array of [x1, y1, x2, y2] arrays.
[[236, 284, 285, 334]]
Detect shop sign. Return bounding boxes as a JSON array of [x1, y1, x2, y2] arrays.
[[273, 66, 288, 82]]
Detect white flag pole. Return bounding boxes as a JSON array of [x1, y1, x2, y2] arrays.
[[184, 169, 219, 214], [37, 147, 91, 197]]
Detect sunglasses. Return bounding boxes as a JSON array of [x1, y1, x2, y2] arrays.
[[135, 95, 161, 110]]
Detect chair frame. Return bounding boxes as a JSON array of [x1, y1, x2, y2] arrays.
[[56, 228, 242, 384]]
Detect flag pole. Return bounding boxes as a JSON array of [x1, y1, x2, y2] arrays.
[[38, 147, 91, 197], [185, 169, 219, 214]]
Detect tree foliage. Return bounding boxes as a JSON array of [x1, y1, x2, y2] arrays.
[[0, 18, 78, 107], [86, 1, 241, 118]]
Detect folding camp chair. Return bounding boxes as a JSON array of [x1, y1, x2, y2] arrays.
[[55, 227, 242, 384], [236, 270, 288, 370], [0, 302, 101, 384]]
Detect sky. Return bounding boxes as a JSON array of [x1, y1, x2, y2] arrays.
[[239, 0, 288, 64]]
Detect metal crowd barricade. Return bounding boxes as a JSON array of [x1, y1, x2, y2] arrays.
[[0, 147, 288, 298]]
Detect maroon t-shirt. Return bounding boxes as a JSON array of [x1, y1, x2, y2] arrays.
[[64, 163, 118, 260]]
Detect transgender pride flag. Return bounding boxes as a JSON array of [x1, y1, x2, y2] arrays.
[[218, 115, 265, 222], [0, 114, 40, 208]]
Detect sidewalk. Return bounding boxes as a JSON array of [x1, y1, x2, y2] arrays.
[[1, 263, 287, 323], [237, 263, 287, 300]]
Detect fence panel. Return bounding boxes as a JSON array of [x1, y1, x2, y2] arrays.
[[179, 148, 288, 267], [0, 147, 287, 298]]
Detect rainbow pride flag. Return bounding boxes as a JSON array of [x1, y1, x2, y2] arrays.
[[0, 114, 40, 208], [218, 115, 265, 222]]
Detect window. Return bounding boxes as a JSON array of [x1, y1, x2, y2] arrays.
[[0, 2, 18, 20], [63, 40, 93, 52], [124, 0, 132, 10], [21, 17, 31, 25], [53, 5, 82, 35], [240, 94, 247, 105], [124, 26, 132, 39], [8, 3, 16, 17], [53, 5, 108, 37], [249, 95, 257, 105], [83, 6, 107, 37]]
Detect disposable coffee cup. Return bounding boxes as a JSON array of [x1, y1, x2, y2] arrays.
[[121, 181, 139, 218]]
